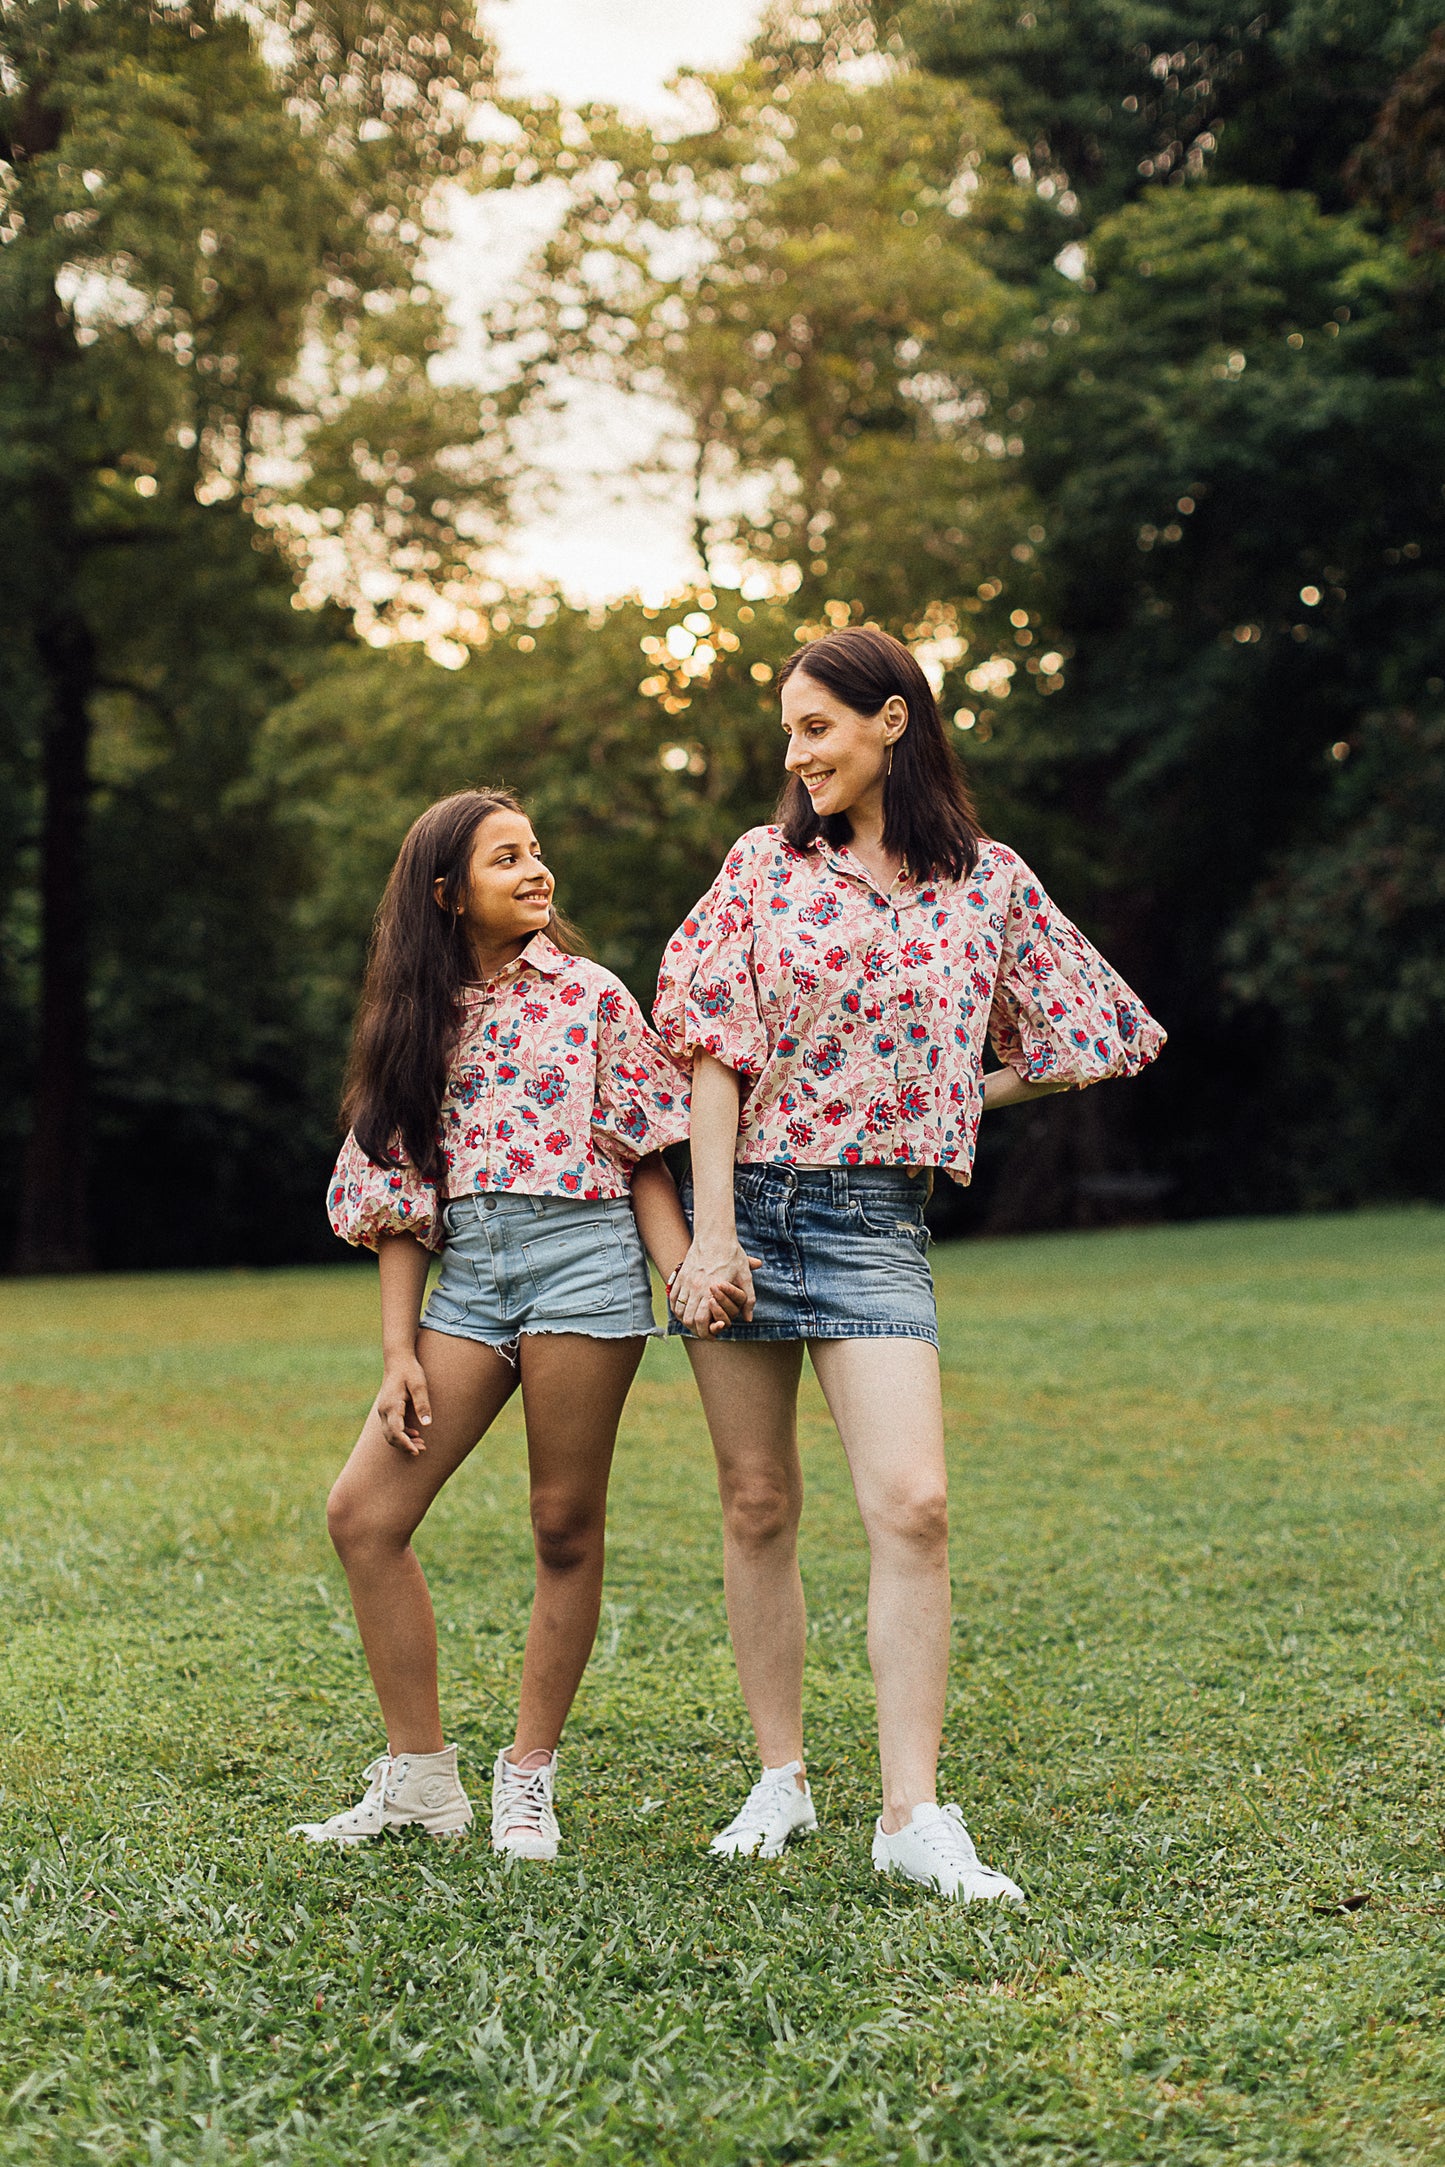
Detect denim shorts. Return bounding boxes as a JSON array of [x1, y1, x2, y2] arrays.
[[671, 1165, 938, 1345], [421, 1192, 659, 1357]]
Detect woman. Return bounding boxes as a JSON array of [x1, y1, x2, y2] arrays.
[[658, 627, 1164, 1900]]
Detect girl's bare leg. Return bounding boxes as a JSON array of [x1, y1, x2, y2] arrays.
[[511, 1334, 645, 1757], [808, 1338, 950, 1832], [685, 1340, 808, 1775], [326, 1328, 518, 1753]]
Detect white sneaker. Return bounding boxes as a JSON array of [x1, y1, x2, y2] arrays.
[[872, 1802, 1023, 1902], [492, 1748, 561, 1861], [709, 1760, 818, 1859], [290, 1745, 473, 1845]]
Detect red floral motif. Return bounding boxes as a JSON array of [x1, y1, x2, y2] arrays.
[[654, 826, 1164, 1187], [329, 934, 691, 1251]]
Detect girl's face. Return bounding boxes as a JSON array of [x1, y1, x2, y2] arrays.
[[780, 670, 907, 821], [440, 810, 555, 958]]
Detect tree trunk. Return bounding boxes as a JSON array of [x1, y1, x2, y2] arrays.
[[13, 595, 96, 1274]]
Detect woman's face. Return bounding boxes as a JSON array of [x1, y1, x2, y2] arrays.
[[780, 669, 907, 821], [442, 810, 554, 956]]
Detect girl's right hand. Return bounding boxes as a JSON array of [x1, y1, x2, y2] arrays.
[[671, 1233, 759, 1338], [375, 1355, 433, 1456]]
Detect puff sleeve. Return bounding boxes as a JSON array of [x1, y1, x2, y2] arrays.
[[653, 830, 772, 1077], [590, 981, 693, 1166], [988, 855, 1166, 1087], [327, 1132, 443, 1254]]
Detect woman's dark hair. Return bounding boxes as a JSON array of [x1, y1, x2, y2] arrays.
[[342, 788, 586, 1180], [775, 626, 983, 881]]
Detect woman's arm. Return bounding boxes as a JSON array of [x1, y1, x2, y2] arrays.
[[670, 1053, 760, 1337], [630, 1152, 744, 1335], [982, 1068, 1072, 1112], [375, 1232, 434, 1456]]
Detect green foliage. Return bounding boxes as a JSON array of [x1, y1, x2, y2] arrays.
[[902, 0, 1445, 213], [0, 0, 503, 1264], [493, 33, 1039, 624], [3, 1211, 1445, 2156], [260, 595, 805, 1006]]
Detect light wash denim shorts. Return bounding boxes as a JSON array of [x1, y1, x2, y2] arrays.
[[421, 1192, 658, 1358], [671, 1165, 938, 1346]]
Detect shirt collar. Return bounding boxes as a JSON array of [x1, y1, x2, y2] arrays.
[[814, 837, 916, 902], [517, 931, 572, 977]]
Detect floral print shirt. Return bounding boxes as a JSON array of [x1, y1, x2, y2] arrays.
[[654, 826, 1164, 1184], [329, 935, 691, 1251]]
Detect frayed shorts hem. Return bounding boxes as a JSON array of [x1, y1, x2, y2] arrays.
[[422, 1318, 660, 1365]]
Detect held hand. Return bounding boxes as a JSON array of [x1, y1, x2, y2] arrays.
[[669, 1235, 761, 1338], [375, 1354, 433, 1457]]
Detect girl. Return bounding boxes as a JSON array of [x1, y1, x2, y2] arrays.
[[659, 627, 1165, 1901], [293, 789, 732, 1859]]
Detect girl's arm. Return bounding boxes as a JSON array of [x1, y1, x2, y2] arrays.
[[375, 1233, 434, 1457], [982, 1068, 1072, 1111], [630, 1152, 744, 1337], [670, 1054, 760, 1338]]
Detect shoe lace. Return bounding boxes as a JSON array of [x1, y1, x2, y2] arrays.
[[918, 1804, 982, 1873], [722, 1769, 799, 1840], [325, 1755, 393, 1828], [497, 1760, 552, 1834]]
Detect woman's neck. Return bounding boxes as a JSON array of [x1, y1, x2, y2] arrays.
[[837, 786, 900, 887]]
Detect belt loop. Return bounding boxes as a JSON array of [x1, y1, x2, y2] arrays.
[[831, 1168, 848, 1207]]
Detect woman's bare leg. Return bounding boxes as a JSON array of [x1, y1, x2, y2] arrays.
[[685, 1339, 808, 1776], [326, 1328, 519, 1753], [808, 1338, 950, 1832], [510, 1333, 645, 1757]]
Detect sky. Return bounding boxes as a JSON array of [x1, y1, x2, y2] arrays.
[[457, 0, 766, 602]]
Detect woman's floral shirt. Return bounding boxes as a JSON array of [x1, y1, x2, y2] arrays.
[[654, 827, 1164, 1183], [329, 935, 691, 1251]]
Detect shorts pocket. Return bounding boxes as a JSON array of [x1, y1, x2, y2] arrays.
[[849, 1197, 932, 1250], [520, 1217, 630, 1315], [421, 1285, 469, 1328]]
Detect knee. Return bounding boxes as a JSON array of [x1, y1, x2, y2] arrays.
[[326, 1480, 405, 1564], [720, 1477, 799, 1551], [531, 1500, 603, 1576], [871, 1485, 949, 1558]]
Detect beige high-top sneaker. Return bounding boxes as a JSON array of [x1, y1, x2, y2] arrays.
[[290, 1745, 474, 1844]]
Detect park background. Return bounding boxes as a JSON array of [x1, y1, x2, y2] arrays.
[[5, 8, 1445, 2162], [5, 0, 1445, 1274]]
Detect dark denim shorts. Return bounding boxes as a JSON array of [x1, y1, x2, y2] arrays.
[[671, 1165, 938, 1345], [422, 1192, 659, 1358]]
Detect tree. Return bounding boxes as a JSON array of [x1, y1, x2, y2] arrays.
[[493, 10, 1048, 639], [259, 592, 802, 1013], [899, 0, 1445, 1216], [0, 0, 498, 1269], [902, 0, 1445, 220]]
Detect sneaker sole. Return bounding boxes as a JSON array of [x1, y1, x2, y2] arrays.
[[872, 1855, 1024, 1903], [493, 1834, 559, 1861], [290, 1814, 473, 1846], [712, 1812, 819, 1861]]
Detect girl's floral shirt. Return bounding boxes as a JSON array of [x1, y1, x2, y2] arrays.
[[329, 935, 691, 1252], [654, 826, 1164, 1184]]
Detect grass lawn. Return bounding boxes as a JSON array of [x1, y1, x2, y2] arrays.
[[2, 1208, 1444, 2165]]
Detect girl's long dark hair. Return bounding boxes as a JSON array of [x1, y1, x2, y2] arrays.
[[342, 788, 585, 1180], [776, 627, 983, 882]]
